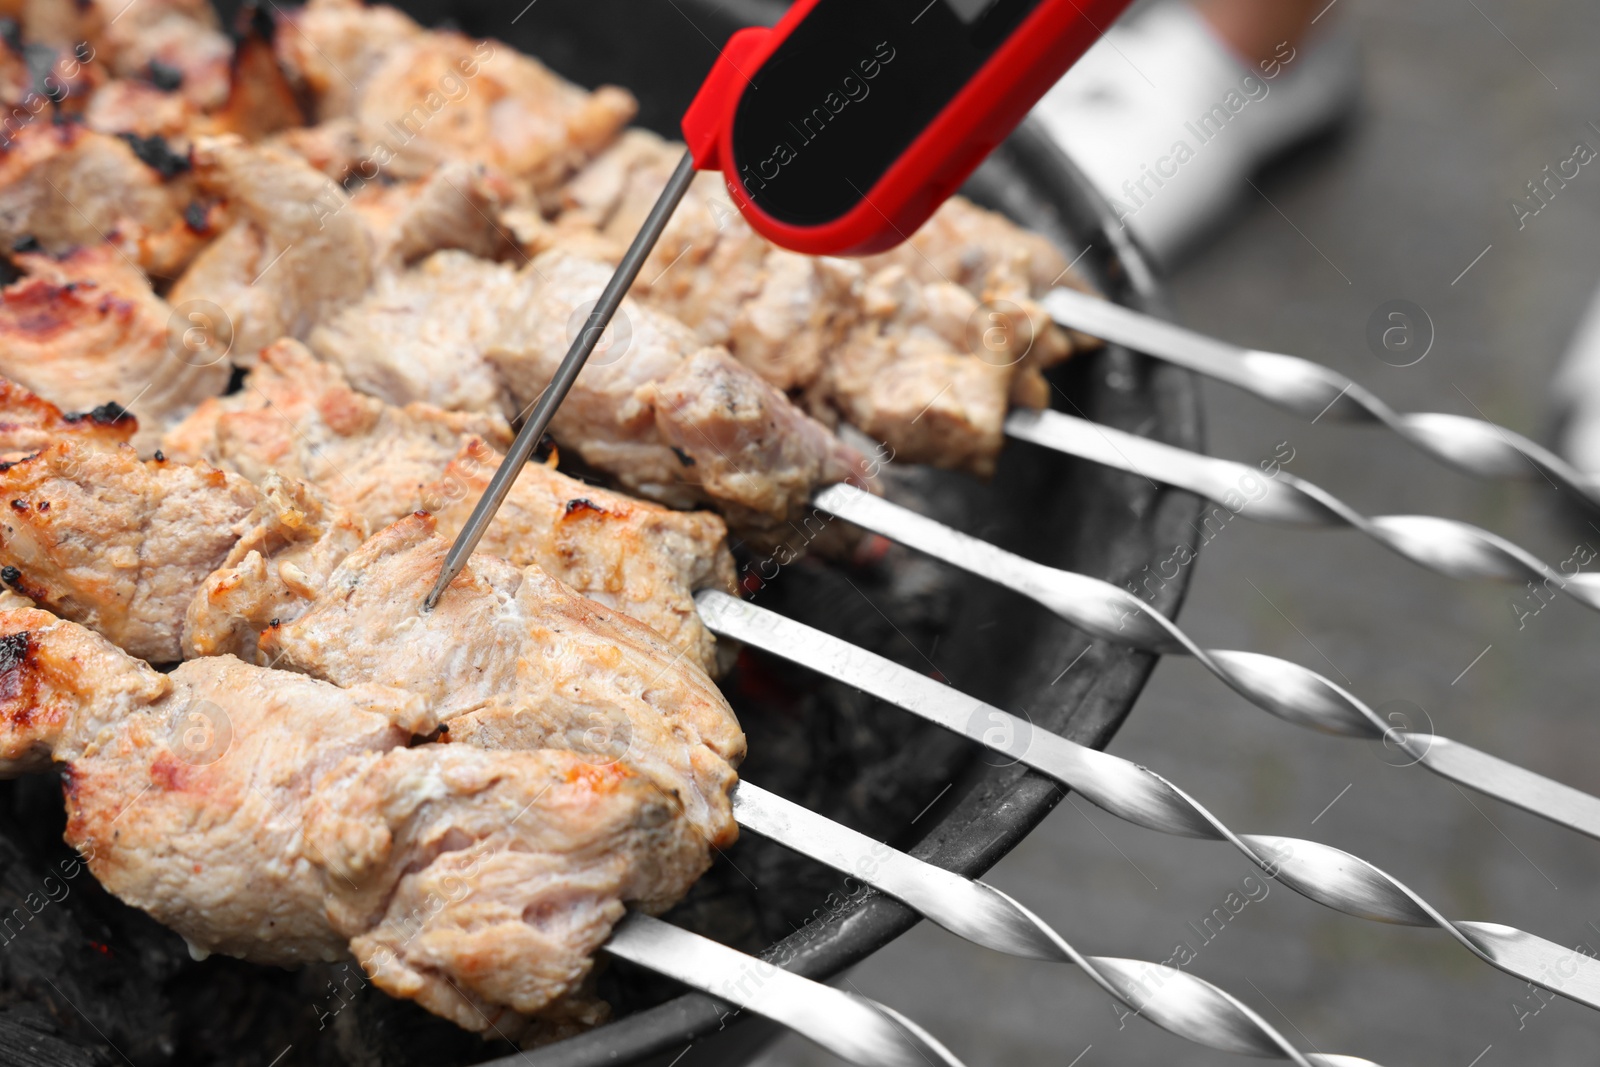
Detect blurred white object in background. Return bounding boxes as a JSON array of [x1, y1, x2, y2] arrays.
[[1030, 0, 1360, 266]]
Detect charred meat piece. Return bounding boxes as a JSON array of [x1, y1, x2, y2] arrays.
[[164, 340, 735, 674], [85, 77, 203, 140], [85, 22, 303, 142], [86, 0, 232, 110], [0, 123, 208, 278], [0, 605, 172, 775], [0, 242, 229, 450], [0, 442, 259, 661], [257, 513, 745, 848], [275, 0, 634, 197], [0, 375, 137, 458]]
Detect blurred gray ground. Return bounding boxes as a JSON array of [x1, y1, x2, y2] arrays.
[[755, 0, 1600, 1064]]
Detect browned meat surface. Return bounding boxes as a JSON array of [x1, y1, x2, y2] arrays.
[[560, 130, 1098, 472], [0, 605, 171, 774], [275, 0, 633, 197], [823, 266, 1013, 474], [198, 25, 306, 141], [164, 340, 734, 673], [85, 26, 302, 142], [0, 375, 137, 457], [168, 135, 375, 365], [271, 0, 428, 121], [163, 338, 510, 524], [311, 745, 705, 1035], [489, 248, 869, 531], [0, 123, 206, 279], [0, 443, 259, 661], [258, 514, 744, 847], [345, 163, 522, 267], [424, 438, 735, 673], [183, 472, 371, 663], [87, 0, 233, 110], [85, 79, 202, 140], [309, 250, 520, 415], [64, 654, 412, 966], [0, 605, 707, 1032], [0, 243, 229, 449]]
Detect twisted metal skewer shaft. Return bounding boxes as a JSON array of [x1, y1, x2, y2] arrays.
[[700, 592, 1600, 1014], [1005, 408, 1600, 613], [1043, 287, 1600, 508], [606, 912, 965, 1067], [809, 484, 1600, 842], [734, 781, 1381, 1067]]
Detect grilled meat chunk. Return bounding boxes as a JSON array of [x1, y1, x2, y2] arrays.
[[64, 654, 413, 966], [164, 340, 734, 673], [0, 375, 137, 458], [423, 437, 734, 674], [307, 744, 707, 1033], [275, 0, 633, 197], [822, 265, 1012, 474], [0, 442, 258, 661], [258, 514, 744, 846], [0, 605, 172, 774], [168, 135, 375, 366], [0, 243, 229, 449], [163, 338, 508, 526], [560, 129, 1097, 472], [0, 123, 207, 278], [309, 249, 520, 416], [0, 606, 709, 1032], [345, 162, 522, 268], [85, 78, 204, 140], [183, 472, 371, 662], [88, 0, 233, 110], [488, 248, 870, 532]]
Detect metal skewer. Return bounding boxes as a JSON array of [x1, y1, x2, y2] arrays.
[[422, 149, 699, 612], [699, 590, 1600, 1014], [605, 912, 965, 1067], [732, 781, 1382, 1067], [809, 482, 1600, 842], [1043, 286, 1600, 509], [1005, 408, 1600, 612]]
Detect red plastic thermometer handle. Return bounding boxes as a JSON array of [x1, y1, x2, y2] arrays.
[[681, 0, 1133, 256]]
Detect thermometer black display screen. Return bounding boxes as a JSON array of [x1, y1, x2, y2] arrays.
[[729, 0, 1044, 227]]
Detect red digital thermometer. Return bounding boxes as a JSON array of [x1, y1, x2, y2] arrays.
[[681, 0, 1135, 256]]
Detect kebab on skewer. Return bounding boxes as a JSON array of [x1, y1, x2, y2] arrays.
[[0, 0, 1104, 1042]]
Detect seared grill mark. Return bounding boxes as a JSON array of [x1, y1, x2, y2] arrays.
[[117, 133, 191, 180], [0, 630, 31, 706], [0, 565, 42, 602]]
